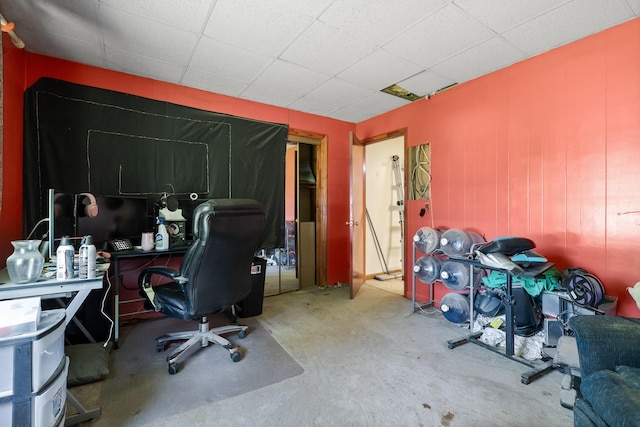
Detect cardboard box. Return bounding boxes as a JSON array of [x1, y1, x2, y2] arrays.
[[0, 297, 41, 338]]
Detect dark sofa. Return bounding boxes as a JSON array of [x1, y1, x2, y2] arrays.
[[570, 315, 640, 426]]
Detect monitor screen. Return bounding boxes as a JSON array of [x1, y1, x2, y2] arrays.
[[76, 195, 152, 250]]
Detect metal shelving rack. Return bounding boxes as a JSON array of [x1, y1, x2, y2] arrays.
[[444, 257, 557, 384], [411, 243, 436, 313]]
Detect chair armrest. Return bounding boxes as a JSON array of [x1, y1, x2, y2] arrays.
[[138, 266, 180, 288], [569, 315, 640, 377]]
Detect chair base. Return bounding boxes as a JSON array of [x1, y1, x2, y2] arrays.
[[156, 316, 249, 374]]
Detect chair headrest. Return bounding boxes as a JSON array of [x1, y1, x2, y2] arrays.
[[192, 199, 264, 239]]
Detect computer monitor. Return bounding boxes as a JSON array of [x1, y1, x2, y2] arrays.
[[76, 195, 152, 251]]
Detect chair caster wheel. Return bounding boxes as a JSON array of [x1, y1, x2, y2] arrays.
[[168, 363, 179, 375], [230, 352, 241, 362], [238, 329, 247, 339], [156, 343, 165, 352]]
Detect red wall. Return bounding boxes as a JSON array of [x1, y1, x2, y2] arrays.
[[0, 35, 25, 266], [4, 19, 640, 315], [358, 17, 640, 316], [0, 46, 355, 286]]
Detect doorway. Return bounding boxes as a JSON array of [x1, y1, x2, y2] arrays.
[[358, 130, 407, 297], [264, 131, 325, 295], [365, 136, 404, 277]]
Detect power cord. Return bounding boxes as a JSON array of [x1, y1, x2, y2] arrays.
[[414, 300, 442, 316], [409, 144, 431, 200], [26, 217, 49, 239], [101, 273, 115, 348]]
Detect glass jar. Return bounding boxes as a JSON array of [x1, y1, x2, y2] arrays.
[[6, 240, 45, 284]]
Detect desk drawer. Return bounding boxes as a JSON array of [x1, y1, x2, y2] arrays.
[[0, 309, 65, 398], [0, 357, 68, 427]]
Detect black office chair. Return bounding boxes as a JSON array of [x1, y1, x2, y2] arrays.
[[138, 199, 265, 374]]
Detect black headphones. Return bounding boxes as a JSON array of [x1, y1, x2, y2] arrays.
[[159, 192, 178, 211], [158, 184, 178, 211]]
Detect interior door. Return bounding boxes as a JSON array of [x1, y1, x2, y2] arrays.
[[349, 132, 365, 298]]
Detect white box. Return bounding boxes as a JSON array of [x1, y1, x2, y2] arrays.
[[542, 291, 617, 318], [573, 295, 617, 316], [542, 291, 564, 317], [0, 297, 41, 338]]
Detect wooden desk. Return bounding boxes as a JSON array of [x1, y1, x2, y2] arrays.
[[110, 247, 189, 348]]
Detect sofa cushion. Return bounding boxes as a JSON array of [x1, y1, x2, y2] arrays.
[[574, 398, 607, 427], [617, 365, 640, 390], [581, 369, 640, 426]]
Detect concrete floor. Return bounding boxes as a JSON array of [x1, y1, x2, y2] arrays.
[[71, 281, 574, 426]]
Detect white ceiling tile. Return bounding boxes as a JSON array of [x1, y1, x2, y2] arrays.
[[271, 0, 336, 18], [383, 4, 496, 68], [280, 20, 375, 76], [181, 68, 249, 97], [3, 0, 636, 122], [13, 26, 106, 68], [98, 0, 215, 30], [304, 78, 375, 105], [453, 0, 570, 33], [502, 0, 637, 56], [325, 106, 369, 123], [287, 97, 340, 117], [344, 91, 411, 118], [252, 60, 329, 96], [397, 70, 456, 97], [431, 37, 527, 83], [337, 49, 424, 90], [203, 0, 313, 56], [327, 92, 410, 122], [98, 5, 199, 65], [628, 0, 640, 15], [318, 0, 446, 45], [106, 49, 186, 83], [240, 86, 301, 108], [189, 37, 274, 83], [1, 0, 101, 43]]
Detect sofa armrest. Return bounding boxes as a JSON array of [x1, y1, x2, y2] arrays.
[[569, 315, 640, 377]]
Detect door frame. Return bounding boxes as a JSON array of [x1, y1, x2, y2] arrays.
[[286, 127, 406, 293], [288, 128, 327, 288], [360, 128, 408, 294], [350, 132, 366, 298]]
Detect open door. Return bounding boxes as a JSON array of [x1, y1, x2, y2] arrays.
[[349, 132, 365, 299]]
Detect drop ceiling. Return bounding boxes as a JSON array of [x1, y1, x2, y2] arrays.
[[1, 0, 638, 123]]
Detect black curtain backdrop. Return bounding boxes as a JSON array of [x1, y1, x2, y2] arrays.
[[23, 78, 287, 249]]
